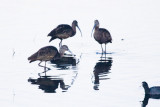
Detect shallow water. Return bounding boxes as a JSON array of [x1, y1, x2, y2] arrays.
[[1, 0, 160, 107]]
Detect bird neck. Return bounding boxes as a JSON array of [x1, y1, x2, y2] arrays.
[[95, 26, 99, 31], [72, 23, 76, 34], [143, 85, 150, 94], [94, 26, 99, 35], [59, 49, 65, 57]]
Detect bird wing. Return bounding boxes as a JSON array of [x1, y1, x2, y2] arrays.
[[150, 87, 160, 95], [100, 28, 112, 43], [37, 46, 58, 60], [48, 24, 72, 37]]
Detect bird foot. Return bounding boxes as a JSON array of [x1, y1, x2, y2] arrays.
[[38, 73, 41, 77], [47, 68, 51, 70], [103, 51, 107, 54]]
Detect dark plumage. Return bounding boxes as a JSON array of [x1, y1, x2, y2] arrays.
[[141, 82, 160, 107], [142, 81, 160, 96], [28, 46, 59, 63], [48, 20, 82, 47], [91, 20, 112, 54], [28, 45, 71, 72]]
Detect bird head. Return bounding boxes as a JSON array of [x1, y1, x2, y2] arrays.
[[59, 45, 73, 55], [72, 20, 82, 37], [94, 20, 99, 27], [91, 20, 99, 37], [73, 20, 78, 26], [142, 81, 149, 89]]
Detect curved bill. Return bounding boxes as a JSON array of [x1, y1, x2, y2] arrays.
[[68, 49, 74, 56], [91, 25, 95, 37], [77, 25, 82, 37]]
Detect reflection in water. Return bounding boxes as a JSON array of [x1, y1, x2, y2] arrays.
[[92, 57, 113, 90], [28, 76, 67, 93], [142, 95, 149, 107], [141, 94, 160, 107], [28, 72, 78, 93], [50, 55, 77, 69], [28, 53, 78, 93]]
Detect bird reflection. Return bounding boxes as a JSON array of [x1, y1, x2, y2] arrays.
[[28, 72, 78, 93], [28, 76, 66, 93], [141, 93, 160, 107], [141, 95, 149, 107], [50, 55, 77, 69], [92, 57, 113, 90]]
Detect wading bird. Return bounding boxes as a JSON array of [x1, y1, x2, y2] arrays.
[[48, 20, 82, 47], [91, 20, 112, 54], [28, 45, 72, 72]]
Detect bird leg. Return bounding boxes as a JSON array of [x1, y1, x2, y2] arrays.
[[59, 39, 62, 47], [101, 44, 104, 54], [105, 44, 106, 54], [44, 61, 47, 76], [38, 61, 51, 73], [100, 44, 104, 58], [103, 44, 107, 60]]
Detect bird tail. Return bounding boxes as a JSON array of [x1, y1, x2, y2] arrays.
[[48, 30, 56, 36], [28, 52, 38, 63], [48, 30, 57, 42], [49, 36, 57, 42]]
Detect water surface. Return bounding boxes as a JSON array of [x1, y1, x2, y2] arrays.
[[1, 0, 160, 107]]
